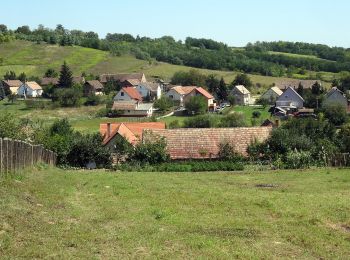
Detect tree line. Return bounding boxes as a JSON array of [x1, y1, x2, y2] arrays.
[[2, 24, 350, 78]]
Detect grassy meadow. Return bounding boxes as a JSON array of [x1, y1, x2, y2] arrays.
[[0, 40, 333, 88], [0, 167, 349, 258]]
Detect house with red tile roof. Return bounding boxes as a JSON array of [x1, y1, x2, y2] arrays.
[[100, 122, 166, 148], [2, 80, 23, 94], [111, 101, 154, 117], [183, 87, 216, 110], [164, 86, 196, 104], [142, 127, 272, 159], [114, 87, 142, 102]]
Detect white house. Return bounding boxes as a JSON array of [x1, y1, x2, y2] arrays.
[[260, 86, 283, 104], [112, 101, 154, 117], [113, 87, 142, 102], [323, 87, 348, 108], [230, 85, 251, 105], [17, 82, 43, 98], [136, 82, 162, 100], [276, 86, 304, 108]]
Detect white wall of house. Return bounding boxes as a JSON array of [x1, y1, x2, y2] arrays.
[[231, 90, 250, 105], [261, 89, 280, 103], [114, 90, 132, 101], [276, 87, 304, 108], [165, 89, 183, 102], [17, 85, 43, 98], [323, 91, 348, 108]]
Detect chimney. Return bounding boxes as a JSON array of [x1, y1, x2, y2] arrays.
[[107, 123, 111, 138]]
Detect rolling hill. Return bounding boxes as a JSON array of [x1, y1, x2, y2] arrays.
[[0, 40, 332, 88]]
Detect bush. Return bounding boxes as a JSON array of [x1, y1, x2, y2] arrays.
[[184, 114, 219, 128], [66, 133, 112, 168], [252, 111, 261, 118], [284, 150, 312, 169], [168, 120, 181, 129], [185, 95, 208, 115], [322, 103, 348, 126], [52, 88, 82, 107], [84, 94, 101, 106], [220, 113, 247, 127], [128, 135, 170, 165], [154, 96, 174, 112], [115, 161, 244, 172]]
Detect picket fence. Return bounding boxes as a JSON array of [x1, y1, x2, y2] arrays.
[[0, 138, 56, 174]]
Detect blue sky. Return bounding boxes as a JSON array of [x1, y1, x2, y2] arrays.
[[2, 0, 349, 47]]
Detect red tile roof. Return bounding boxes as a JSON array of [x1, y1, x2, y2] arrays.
[[193, 87, 214, 99], [143, 127, 272, 159], [122, 87, 142, 101], [100, 122, 166, 145]]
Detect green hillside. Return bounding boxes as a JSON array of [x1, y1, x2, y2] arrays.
[[0, 40, 332, 87]]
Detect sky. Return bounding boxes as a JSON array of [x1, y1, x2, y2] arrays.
[[2, 0, 350, 47]]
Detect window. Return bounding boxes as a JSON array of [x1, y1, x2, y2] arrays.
[[121, 92, 124, 96]]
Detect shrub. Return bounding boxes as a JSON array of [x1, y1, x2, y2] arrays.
[[218, 141, 244, 162], [185, 95, 208, 115], [284, 150, 312, 169], [184, 114, 219, 128], [84, 94, 101, 106], [168, 120, 180, 129], [252, 111, 261, 118], [322, 103, 348, 126], [52, 88, 82, 107], [128, 135, 170, 165], [66, 133, 112, 168], [220, 113, 247, 127], [154, 96, 174, 112]]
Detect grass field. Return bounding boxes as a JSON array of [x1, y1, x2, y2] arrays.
[[0, 41, 333, 88], [0, 167, 349, 258]]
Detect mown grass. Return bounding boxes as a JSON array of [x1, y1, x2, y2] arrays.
[[0, 167, 349, 258]]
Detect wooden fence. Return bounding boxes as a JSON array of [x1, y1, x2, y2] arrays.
[[0, 138, 57, 174]]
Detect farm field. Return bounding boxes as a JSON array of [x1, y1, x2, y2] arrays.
[[0, 167, 349, 258]]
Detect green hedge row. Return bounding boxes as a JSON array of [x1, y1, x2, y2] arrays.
[[116, 161, 244, 172]]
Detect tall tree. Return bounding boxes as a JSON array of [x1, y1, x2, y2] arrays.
[[205, 74, 220, 94], [217, 77, 228, 101], [231, 73, 253, 89], [4, 71, 16, 80], [18, 72, 27, 82], [58, 61, 73, 88], [297, 82, 304, 97]]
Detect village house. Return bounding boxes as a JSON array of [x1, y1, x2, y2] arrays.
[[164, 86, 196, 104], [274, 79, 321, 91], [100, 122, 166, 148], [1, 80, 22, 94], [260, 86, 283, 104], [323, 87, 348, 109], [114, 87, 142, 102], [230, 85, 251, 105], [40, 76, 85, 87], [142, 127, 272, 160], [83, 80, 104, 96], [276, 86, 304, 109], [17, 81, 43, 98], [99, 73, 147, 86], [111, 100, 154, 117], [40, 77, 59, 86], [136, 82, 162, 100], [183, 87, 216, 110]]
